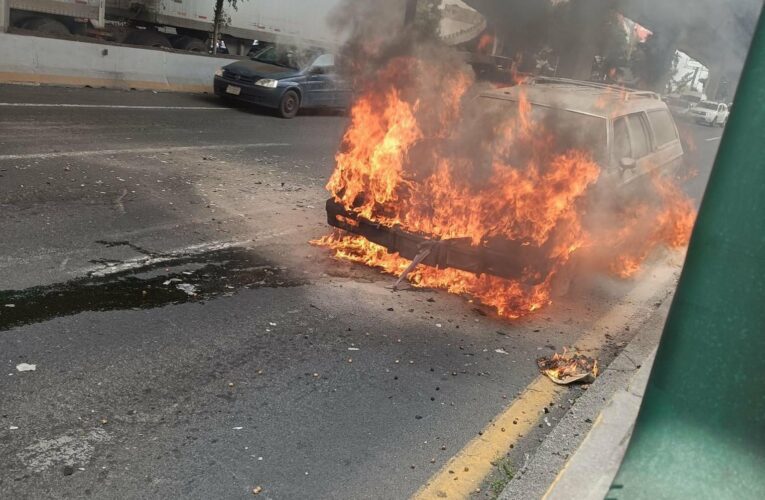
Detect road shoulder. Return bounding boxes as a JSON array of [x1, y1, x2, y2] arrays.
[[498, 296, 671, 500]]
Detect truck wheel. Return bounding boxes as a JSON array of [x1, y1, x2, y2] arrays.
[[20, 17, 71, 36], [278, 90, 300, 119], [173, 36, 207, 52], [124, 30, 172, 49]]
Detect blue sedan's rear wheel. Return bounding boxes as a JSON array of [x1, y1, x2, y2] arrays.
[[279, 90, 300, 119]]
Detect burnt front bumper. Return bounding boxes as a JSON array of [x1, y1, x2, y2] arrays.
[[325, 198, 552, 284]]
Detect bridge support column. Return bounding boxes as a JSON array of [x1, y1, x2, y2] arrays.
[[705, 66, 725, 101], [553, 0, 603, 80], [1, 0, 10, 33], [556, 39, 598, 80]]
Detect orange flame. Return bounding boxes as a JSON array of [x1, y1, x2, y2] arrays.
[[605, 173, 696, 278], [477, 33, 494, 53]]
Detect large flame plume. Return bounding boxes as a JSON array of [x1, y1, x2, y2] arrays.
[[314, 49, 695, 319]]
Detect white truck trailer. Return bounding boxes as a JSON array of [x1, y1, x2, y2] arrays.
[[6, 0, 354, 54]]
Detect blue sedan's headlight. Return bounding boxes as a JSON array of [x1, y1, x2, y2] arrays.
[[255, 79, 279, 88]]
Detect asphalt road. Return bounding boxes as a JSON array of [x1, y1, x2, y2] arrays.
[[0, 84, 721, 499]]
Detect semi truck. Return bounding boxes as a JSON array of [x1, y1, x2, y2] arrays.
[[6, 0, 353, 55], [6, 0, 485, 55]]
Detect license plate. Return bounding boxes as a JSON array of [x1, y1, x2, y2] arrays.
[[226, 85, 241, 96]]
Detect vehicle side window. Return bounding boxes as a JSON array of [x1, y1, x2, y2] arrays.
[[626, 113, 651, 158], [612, 117, 631, 164], [312, 54, 335, 69], [647, 110, 678, 148]]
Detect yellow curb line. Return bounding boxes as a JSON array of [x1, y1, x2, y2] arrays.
[[412, 263, 679, 500]]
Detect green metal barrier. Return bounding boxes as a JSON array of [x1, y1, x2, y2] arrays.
[[608, 11, 765, 500]]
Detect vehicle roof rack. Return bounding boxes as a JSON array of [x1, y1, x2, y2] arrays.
[[528, 77, 661, 100]]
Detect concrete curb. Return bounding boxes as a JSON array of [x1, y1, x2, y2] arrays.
[[0, 32, 226, 92], [499, 298, 671, 500], [544, 351, 654, 500]]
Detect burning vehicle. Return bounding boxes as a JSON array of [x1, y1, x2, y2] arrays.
[[315, 56, 695, 319]]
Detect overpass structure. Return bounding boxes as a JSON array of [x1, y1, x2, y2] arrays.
[[467, 0, 763, 97], [439, 0, 487, 46], [618, 0, 763, 98]]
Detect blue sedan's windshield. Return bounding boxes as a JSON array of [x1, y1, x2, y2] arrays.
[[249, 46, 320, 70]]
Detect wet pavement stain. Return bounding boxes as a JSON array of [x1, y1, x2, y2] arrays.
[[0, 246, 305, 331]]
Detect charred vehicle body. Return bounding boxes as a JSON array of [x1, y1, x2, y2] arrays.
[[325, 78, 685, 284]]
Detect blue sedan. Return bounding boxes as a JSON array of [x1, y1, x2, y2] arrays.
[[214, 46, 352, 118]]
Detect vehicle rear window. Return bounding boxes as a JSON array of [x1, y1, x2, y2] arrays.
[[647, 110, 678, 147], [626, 113, 651, 158], [612, 117, 631, 164]]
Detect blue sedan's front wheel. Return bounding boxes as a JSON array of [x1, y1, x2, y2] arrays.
[[279, 90, 300, 119]]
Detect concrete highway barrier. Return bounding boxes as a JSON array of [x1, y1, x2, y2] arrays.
[[0, 32, 230, 92]]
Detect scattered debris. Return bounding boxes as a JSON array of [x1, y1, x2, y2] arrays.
[[233, 427, 243, 430], [4, 304, 15, 308], [252, 485, 263, 495], [176, 283, 198, 296], [348, 347, 360, 351], [494, 348, 509, 355], [162, 278, 182, 286], [16, 363, 36, 372], [9, 426, 19, 430], [537, 349, 598, 385]]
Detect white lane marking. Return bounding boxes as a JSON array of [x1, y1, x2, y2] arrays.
[[85, 240, 252, 277], [0, 102, 226, 110], [0, 143, 289, 161], [705, 136, 722, 142], [80, 230, 295, 278], [19, 429, 111, 473], [0, 226, 296, 274]]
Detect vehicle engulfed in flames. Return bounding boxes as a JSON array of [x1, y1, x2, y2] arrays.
[[314, 59, 695, 320]]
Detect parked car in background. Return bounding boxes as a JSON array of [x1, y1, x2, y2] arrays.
[[214, 45, 352, 118], [664, 95, 693, 119], [690, 101, 730, 127]]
